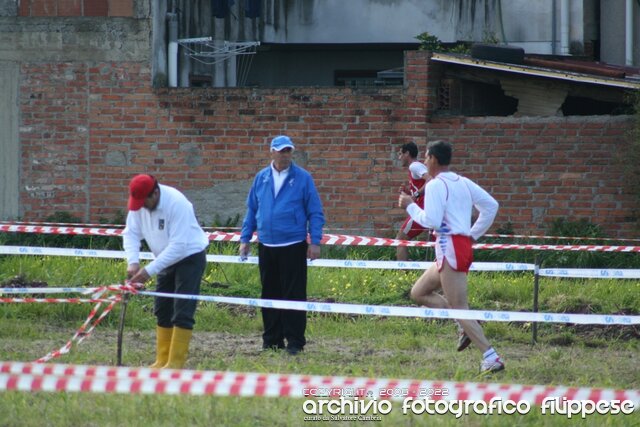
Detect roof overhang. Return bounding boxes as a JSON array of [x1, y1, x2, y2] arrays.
[[431, 52, 640, 90]]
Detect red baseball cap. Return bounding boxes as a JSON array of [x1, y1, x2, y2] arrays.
[[128, 174, 157, 211]]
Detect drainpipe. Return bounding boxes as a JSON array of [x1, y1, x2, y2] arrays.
[[551, 0, 557, 55], [627, 0, 634, 66], [560, 0, 570, 55], [167, 10, 178, 87]]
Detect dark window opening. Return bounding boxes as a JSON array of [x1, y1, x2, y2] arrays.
[[437, 78, 517, 116], [376, 68, 403, 86], [334, 70, 379, 87], [561, 96, 633, 115], [243, 43, 414, 87], [189, 74, 213, 88]]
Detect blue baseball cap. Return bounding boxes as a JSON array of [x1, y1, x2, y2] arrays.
[[270, 135, 295, 151]]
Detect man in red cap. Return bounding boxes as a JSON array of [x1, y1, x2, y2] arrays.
[[122, 174, 209, 369]]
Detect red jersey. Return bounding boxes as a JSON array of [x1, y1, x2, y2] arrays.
[[407, 161, 428, 208]]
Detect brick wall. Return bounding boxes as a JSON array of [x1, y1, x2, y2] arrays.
[[427, 116, 637, 238], [20, 62, 90, 216], [18, 50, 639, 238]]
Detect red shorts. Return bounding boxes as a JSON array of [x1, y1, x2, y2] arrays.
[[400, 216, 427, 239], [435, 234, 473, 273]]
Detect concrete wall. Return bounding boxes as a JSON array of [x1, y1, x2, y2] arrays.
[[258, 0, 456, 43], [256, 0, 579, 49], [0, 0, 17, 16], [168, 0, 571, 48], [0, 17, 150, 62], [502, 0, 579, 54]]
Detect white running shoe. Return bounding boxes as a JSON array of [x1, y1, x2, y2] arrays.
[[480, 357, 505, 373]]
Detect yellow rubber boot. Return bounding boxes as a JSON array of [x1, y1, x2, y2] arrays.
[[163, 326, 193, 369], [150, 326, 173, 369]]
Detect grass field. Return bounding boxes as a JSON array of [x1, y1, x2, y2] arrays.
[[0, 250, 639, 426]]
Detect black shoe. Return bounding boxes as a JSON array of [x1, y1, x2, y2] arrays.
[[457, 331, 472, 352], [286, 346, 303, 355], [262, 342, 285, 351]]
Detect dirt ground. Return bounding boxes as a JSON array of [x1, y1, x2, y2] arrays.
[[3, 275, 639, 367]]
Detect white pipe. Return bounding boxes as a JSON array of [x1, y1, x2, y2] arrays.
[[168, 42, 178, 87], [167, 12, 178, 87], [560, 0, 570, 55], [626, 0, 634, 66]]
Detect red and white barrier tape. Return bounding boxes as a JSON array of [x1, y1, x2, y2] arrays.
[[0, 362, 638, 409], [0, 298, 112, 304], [484, 233, 640, 243], [3, 221, 125, 228], [6, 221, 640, 243], [2, 223, 640, 252], [31, 285, 138, 363], [0, 224, 123, 237]]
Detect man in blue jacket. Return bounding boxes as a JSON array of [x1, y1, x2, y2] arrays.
[[240, 135, 325, 355]]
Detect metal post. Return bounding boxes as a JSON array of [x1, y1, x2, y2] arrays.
[[116, 294, 130, 366], [532, 255, 540, 345]]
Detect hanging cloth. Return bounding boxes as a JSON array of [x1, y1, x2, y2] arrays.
[[244, 0, 261, 18], [212, 0, 235, 19]]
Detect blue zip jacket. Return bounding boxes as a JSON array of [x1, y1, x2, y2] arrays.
[[241, 162, 325, 245]]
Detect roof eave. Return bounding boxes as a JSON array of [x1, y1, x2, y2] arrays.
[[430, 52, 640, 90]]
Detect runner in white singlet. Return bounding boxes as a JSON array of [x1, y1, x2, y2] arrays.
[[398, 140, 505, 373]]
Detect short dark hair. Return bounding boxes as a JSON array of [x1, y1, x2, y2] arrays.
[[401, 142, 418, 158], [426, 140, 452, 165]]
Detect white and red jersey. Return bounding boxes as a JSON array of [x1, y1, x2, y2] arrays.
[[406, 171, 498, 271], [406, 171, 498, 241], [407, 161, 428, 207]]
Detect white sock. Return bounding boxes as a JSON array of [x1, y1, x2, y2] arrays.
[[483, 347, 499, 362]]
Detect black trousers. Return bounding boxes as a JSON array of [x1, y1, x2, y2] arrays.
[[258, 241, 308, 349], [154, 249, 207, 329]]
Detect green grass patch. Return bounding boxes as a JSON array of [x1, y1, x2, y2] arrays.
[[0, 254, 638, 426]]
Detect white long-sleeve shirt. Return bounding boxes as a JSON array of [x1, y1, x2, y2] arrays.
[[122, 184, 209, 276], [406, 171, 498, 241]]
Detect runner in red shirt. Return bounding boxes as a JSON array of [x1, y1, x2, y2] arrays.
[[396, 142, 429, 261]]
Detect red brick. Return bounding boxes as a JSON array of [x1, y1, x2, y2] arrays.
[[108, 0, 133, 16], [58, 0, 81, 15], [31, 0, 56, 16], [19, 0, 31, 16], [83, 0, 107, 16]]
